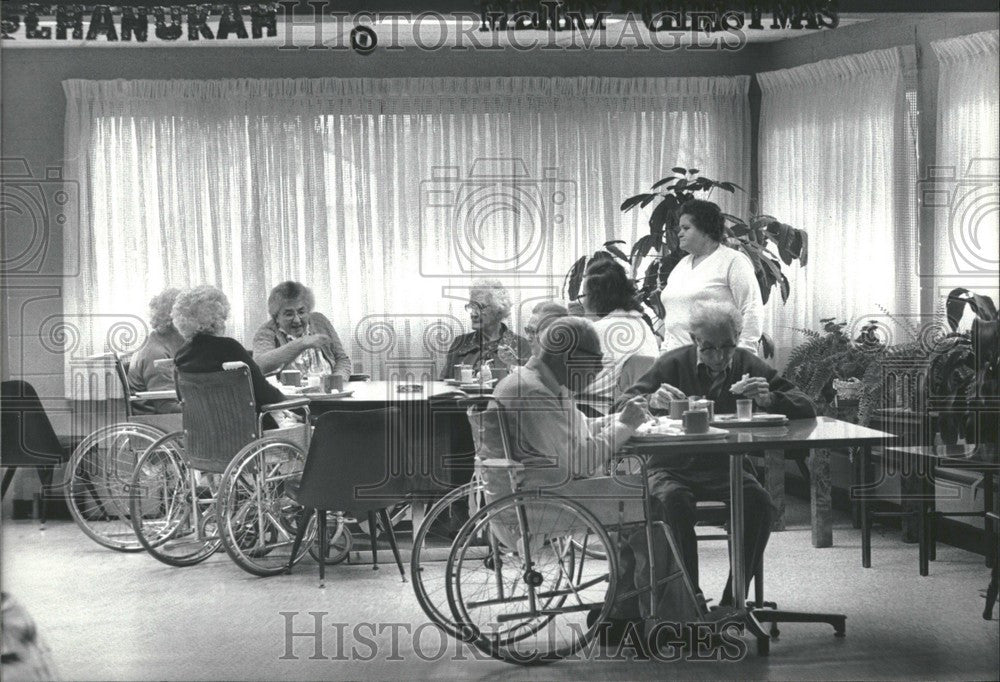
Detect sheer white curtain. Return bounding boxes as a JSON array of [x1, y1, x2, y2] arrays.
[[757, 47, 920, 367], [62, 76, 749, 384], [930, 30, 999, 305]]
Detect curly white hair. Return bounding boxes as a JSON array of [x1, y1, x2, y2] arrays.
[[172, 285, 230, 338], [148, 288, 181, 334], [470, 279, 512, 320]]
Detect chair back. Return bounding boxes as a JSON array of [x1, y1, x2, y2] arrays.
[[175, 365, 259, 474], [297, 408, 404, 512], [1, 381, 66, 466]]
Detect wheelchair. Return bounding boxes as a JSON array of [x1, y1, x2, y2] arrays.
[[128, 362, 314, 574], [413, 398, 705, 665], [64, 353, 182, 551]]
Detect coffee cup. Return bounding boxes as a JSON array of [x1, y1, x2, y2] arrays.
[[694, 399, 715, 421], [683, 409, 710, 434], [669, 399, 688, 419], [280, 369, 302, 387]]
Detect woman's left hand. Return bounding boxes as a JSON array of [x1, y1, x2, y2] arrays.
[[496, 344, 520, 367]]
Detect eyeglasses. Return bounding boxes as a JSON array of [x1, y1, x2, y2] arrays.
[[696, 343, 737, 355], [464, 302, 486, 313]]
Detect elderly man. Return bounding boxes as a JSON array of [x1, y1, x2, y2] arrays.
[[475, 317, 657, 640], [618, 301, 816, 609], [253, 281, 352, 380]]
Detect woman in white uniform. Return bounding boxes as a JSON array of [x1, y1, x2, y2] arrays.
[[659, 199, 763, 354]]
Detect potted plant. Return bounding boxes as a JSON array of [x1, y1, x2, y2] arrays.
[[783, 318, 884, 420], [929, 288, 999, 455], [564, 167, 808, 358]]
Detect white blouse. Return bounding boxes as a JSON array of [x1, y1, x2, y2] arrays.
[[659, 245, 763, 354], [584, 309, 661, 407]]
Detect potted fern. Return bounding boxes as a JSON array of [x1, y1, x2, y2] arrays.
[[783, 318, 884, 420], [564, 167, 808, 358]]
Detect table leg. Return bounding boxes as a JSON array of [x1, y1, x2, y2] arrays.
[[730, 453, 746, 607], [861, 446, 871, 568], [810, 449, 833, 548], [918, 459, 929, 577], [985, 473, 995, 569], [764, 450, 786, 532], [851, 448, 863, 529]]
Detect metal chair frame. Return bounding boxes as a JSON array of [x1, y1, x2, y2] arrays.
[[62, 352, 181, 551], [129, 361, 311, 570]]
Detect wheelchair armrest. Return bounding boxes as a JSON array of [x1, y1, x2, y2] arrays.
[[152, 358, 174, 369], [261, 398, 310, 412], [222, 361, 249, 371], [478, 458, 524, 471]]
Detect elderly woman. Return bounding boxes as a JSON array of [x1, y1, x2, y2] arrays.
[[173, 286, 287, 426], [128, 287, 185, 414], [252, 281, 352, 380], [440, 279, 531, 380], [659, 199, 763, 354], [578, 259, 660, 412]]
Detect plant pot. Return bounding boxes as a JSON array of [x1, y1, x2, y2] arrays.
[[833, 378, 863, 401]]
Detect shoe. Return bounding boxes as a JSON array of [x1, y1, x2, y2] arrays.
[[586, 609, 648, 655]]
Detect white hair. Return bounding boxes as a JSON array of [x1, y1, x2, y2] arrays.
[[470, 279, 512, 320], [172, 285, 230, 338], [148, 287, 181, 334], [689, 301, 743, 341]]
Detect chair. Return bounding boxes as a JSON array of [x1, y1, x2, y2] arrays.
[[129, 362, 311, 573], [1, 380, 68, 526], [63, 353, 181, 551], [287, 408, 408, 587]]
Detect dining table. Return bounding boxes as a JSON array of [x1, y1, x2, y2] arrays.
[[622, 415, 897, 654]]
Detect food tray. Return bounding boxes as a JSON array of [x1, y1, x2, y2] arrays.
[[630, 426, 731, 443], [711, 413, 789, 427]]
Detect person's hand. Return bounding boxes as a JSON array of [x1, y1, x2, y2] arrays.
[[741, 377, 774, 407], [649, 383, 686, 410], [496, 344, 520, 367], [618, 395, 650, 429], [297, 333, 330, 351]]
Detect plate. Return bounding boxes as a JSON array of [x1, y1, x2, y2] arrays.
[[458, 384, 494, 394], [630, 426, 731, 443], [285, 387, 355, 399], [711, 413, 789, 427], [445, 378, 497, 387]]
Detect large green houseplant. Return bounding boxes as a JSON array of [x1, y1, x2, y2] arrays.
[[565, 168, 808, 357]]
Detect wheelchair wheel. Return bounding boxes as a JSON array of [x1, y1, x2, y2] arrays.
[[446, 492, 618, 665], [217, 437, 311, 577], [309, 513, 353, 565], [411, 479, 486, 639], [129, 432, 222, 567], [65, 422, 168, 552]]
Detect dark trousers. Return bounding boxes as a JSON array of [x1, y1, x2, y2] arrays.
[[647, 455, 773, 606]]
